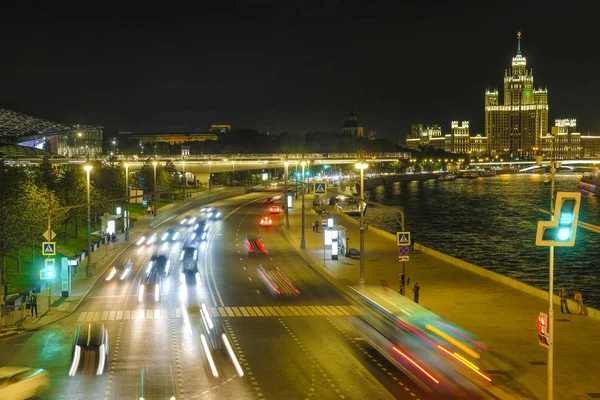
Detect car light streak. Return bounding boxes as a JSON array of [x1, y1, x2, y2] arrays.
[[106, 268, 117, 281], [165, 260, 171, 275], [256, 240, 266, 253], [97, 344, 106, 375], [259, 269, 280, 295], [437, 345, 492, 382], [120, 269, 129, 280], [138, 285, 145, 302], [276, 269, 300, 294], [392, 346, 440, 384], [396, 319, 437, 347], [137, 236, 146, 245], [222, 333, 244, 377], [69, 345, 81, 376], [201, 334, 219, 378], [154, 284, 160, 302], [245, 240, 254, 253], [200, 309, 211, 333], [426, 324, 480, 359], [181, 304, 193, 335], [146, 262, 153, 275], [191, 233, 196, 240], [201, 303, 213, 330], [434, 319, 488, 350]]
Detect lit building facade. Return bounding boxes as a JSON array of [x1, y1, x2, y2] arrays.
[[342, 107, 364, 137], [406, 124, 442, 150], [209, 124, 231, 133], [485, 32, 548, 158], [445, 121, 470, 153]]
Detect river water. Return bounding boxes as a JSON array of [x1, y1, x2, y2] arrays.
[[362, 173, 600, 308]]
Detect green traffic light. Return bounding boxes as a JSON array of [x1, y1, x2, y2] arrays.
[[557, 227, 572, 241]]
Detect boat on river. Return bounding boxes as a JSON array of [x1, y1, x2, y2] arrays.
[[438, 173, 457, 181], [578, 172, 600, 193]]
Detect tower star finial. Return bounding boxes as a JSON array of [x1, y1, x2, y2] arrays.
[[517, 31, 522, 54]]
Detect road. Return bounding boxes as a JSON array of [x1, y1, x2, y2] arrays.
[[0, 190, 430, 399]]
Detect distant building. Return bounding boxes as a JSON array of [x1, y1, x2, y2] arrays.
[[342, 106, 364, 137], [406, 124, 442, 150], [368, 130, 377, 140], [0, 108, 103, 158], [209, 124, 231, 133], [121, 132, 218, 146], [484, 32, 548, 158], [407, 121, 487, 155], [445, 121, 470, 153]]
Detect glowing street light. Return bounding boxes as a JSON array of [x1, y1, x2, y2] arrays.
[[152, 162, 158, 217], [84, 165, 93, 277], [301, 161, 306, 249], [355, 162, 369, 284]]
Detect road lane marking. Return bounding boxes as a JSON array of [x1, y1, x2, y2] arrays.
[[116, 311, 123, 320], [108, 311, 116, 320], [154, 309, 161, 319], [225, 307, 235, 317], [292, 306, 308, 316], [300, 306, 317, 315], [124, 310, 131, 320], [260, 307, 272, 316], [93, 312, 102, 321], [314, 306, 329, 316], [232, 307, 243, 317], [333, 306, 351, 316], [247, 307, 258, 317], [218, 307, 227, 317], [78, 312, 87, 321], [267, 306, 279, 316], [287, 306, 301, 316], [240, 307, 250, 317], [101, 311, 109, 320]]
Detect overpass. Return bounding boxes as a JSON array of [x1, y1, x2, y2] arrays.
[[2, 151, 410, 182]]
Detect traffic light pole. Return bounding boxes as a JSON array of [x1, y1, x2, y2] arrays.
[[547, 135, 556, 400]]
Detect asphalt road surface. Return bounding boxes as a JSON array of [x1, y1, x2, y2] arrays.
[[0, 190, 430, 400]]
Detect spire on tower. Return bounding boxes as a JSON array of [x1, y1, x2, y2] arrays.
[[517, 31, 522, 54]]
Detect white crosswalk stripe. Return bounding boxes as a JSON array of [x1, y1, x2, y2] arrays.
[[76, 305, 357, 323]]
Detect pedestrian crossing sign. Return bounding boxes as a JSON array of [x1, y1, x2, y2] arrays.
[[396, 232, 410, 246], [315, 182, 327, 195], [42, 242, 56, 256]]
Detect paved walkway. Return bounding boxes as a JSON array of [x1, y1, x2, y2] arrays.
[[283, 196, 600, 400], [1, 187, 235, 336]]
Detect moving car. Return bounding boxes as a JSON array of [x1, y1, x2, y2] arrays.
[[259, 216, 272, 227], [269, 205, 281, 214], [207, 208, 222, 220], [69, 323, 109, 376], [244, 235, 267, 254], [105, 258, 133, 281], [139, 261, 161, 302], [136, 232, 157, 246], [0, 366, 50, 399], [150, 254, 170, 276], [200, 206, 213, 214], [161, 227, 181, 242], [191, 221, 209, 241], [180, 216, 197, 226], [258, 265, 301, 298], [264, 197, 274, 204], [180, 247, 200, 287]]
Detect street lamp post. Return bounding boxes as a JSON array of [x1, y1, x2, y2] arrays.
[[112, 139, 116, 156], [295, 161, 298, 199], [232, 161, 235, 186], [124, 163, 130, 241], [153, 162, 158, 217], [300, 161, 306, 249], [355, 162, 368, 284], [182, 161, 186, 200], [84, 165, 93, 278], [208, 162, 212, 191], [284, 161, 289, 228]]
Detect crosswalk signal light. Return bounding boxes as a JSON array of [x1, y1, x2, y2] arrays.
[[538, 312, 550, 348], [44, 258, 55, 279], [536, 192, 581, 247]]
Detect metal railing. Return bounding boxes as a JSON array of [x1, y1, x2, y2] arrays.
[[1, 304, 25, 330]]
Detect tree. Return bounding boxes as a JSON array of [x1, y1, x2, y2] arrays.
[[56, 166, 89, 242]]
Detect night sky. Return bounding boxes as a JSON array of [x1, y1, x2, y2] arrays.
[[1, 2, 598, 140]]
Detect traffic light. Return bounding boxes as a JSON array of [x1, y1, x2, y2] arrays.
[[536, 192, 581, 247], [538, 312, 550, 348], [44, 258, 55, 279]]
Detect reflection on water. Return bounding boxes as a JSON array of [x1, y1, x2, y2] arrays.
[[364, 173, 600, 308]]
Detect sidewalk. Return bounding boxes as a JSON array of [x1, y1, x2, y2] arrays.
[[283, 196, 600, 400], [2, 187, 237, 336]]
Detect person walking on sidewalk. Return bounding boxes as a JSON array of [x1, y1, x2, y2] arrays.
[[559, 287, 571, 314], [315, 220, 320, 233], [30, 291, 38, 318], [412, 282, 420, 304], [25, 293, 32, 318], [574, 291, 585, 315]]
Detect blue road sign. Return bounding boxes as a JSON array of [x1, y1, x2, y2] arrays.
[[315, 182, 327, 195], [142, 200, 148, 207], [396, 232, 410, 246], [42, 242, 56, 256]]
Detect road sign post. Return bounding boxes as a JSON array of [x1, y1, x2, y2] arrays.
[[396, 232, 411, 296]]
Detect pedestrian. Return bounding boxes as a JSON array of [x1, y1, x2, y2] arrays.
[[25, 293, 32, 318], [574, 291, 584, 315], [398, 284, 403, 295], [31, 291, 38, 318], [412, 282, 420, 304], [111, 232, 116, 243], [559, 287, 571, 314], [315, 220, 320, 233]]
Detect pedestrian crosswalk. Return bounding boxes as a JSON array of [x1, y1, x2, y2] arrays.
[[77, 305, 358, 322]]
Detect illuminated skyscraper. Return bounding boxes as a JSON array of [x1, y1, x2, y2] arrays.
[[485, 32, 548, 158]]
